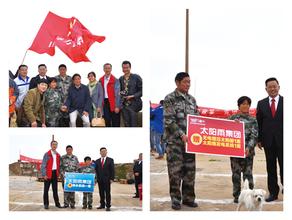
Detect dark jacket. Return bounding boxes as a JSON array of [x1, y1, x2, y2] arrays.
[[65, 84, 91, 114], [94, 157, 115, 182], [119, 73, 142, 112], [133, 160, 142, 184], [29, 75, 51, 89], [256, 96, 283, 149]]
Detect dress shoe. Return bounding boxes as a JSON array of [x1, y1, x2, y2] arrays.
[[82, 205, 87, 209], [55, 204, 63, 208], [44, 205, 49, 209], [133, 195, 139, 198], [70, 205, 75, 209], [63, 204, 69, 208], [88, 205, 92, 209], [265, 195, 278, 202], [182, 201, 198, 208], [233, 198, 239, 203], [106, 207, 111, 211], [97, 206, 105, 209], [171, 202, 181, 210]]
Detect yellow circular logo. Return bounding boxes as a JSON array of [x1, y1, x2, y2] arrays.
[[67, 183, 73, 188], [190, 133, 203, 145]]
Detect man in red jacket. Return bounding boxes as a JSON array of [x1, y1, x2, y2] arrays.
[[99, 63, 121, 127], [41, 140, 62, 209]]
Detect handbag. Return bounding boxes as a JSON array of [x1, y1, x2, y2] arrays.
[[91, 112, 105, 127]]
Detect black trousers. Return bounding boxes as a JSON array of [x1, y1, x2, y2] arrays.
[[97, 179, 111, 208], [264, 137, 283, 196], [103, 99, 120, 127], [43, 170, 60, 206], [121, 106, 138, 127], [134, 177, 142, 196]]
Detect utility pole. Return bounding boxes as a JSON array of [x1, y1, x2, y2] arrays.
[[185, 9, 189, 73]]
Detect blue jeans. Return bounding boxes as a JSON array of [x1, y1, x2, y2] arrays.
[[154, 131, 165, 156], [150, 128, 156, 151]]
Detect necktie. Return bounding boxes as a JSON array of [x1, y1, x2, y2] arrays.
[[271, 98, 276, 118], [101, 158, 104, 168]]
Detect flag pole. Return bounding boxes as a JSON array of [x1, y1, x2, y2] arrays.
[[185, 9, 189, 73], [21, 50, 28, 64]]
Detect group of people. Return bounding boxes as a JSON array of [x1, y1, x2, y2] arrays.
[[9, 61, 143, 128], [41, 141, 143, 211], [163, 72, 283, 210], [41, 142, 115, 210]]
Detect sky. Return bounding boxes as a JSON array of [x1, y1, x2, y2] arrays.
[[149, 0, 291, 109]]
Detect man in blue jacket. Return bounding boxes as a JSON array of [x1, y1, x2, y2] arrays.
[[62, 73, 91, 127]]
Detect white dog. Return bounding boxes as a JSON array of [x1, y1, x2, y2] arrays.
[[237, 179, 266, 211]]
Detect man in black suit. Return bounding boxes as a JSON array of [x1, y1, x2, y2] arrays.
[[95, 147, 115, 211], [29, 64, 51, 89], [133, 153, 142, 198], [256, 77, 283, 202]]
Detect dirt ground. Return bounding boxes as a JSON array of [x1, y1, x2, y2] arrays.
[[150, 148, 283, 211], [9, 176, 142, 211]]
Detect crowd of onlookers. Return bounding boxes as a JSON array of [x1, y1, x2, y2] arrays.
[[9, 61, 143, 127]]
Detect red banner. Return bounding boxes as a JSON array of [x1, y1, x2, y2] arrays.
[[186, 115, 245, 157], [19, 154, 86, 166], [150, 103, 256, 119], [20, 154, 42, 163]]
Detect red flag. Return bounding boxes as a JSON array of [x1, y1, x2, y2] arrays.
[[28, 11, 105, 63]]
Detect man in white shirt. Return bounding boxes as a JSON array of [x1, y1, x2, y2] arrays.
[[256, 77, 283, 202], [99, 63, 121, 127], [29, 64, 51, 89], [41, 140, 62, 209], [14, 64, 31, 109]]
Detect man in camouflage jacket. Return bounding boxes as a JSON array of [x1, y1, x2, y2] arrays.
[[163, 72, 199, 210], [60, 145, 79, 208]]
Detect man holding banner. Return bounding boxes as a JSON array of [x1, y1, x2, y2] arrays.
[[60, 145, 80, 208], [163, 72, 199, 210]]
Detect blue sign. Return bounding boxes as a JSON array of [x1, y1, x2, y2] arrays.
[[64, 172, 95, 193]]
